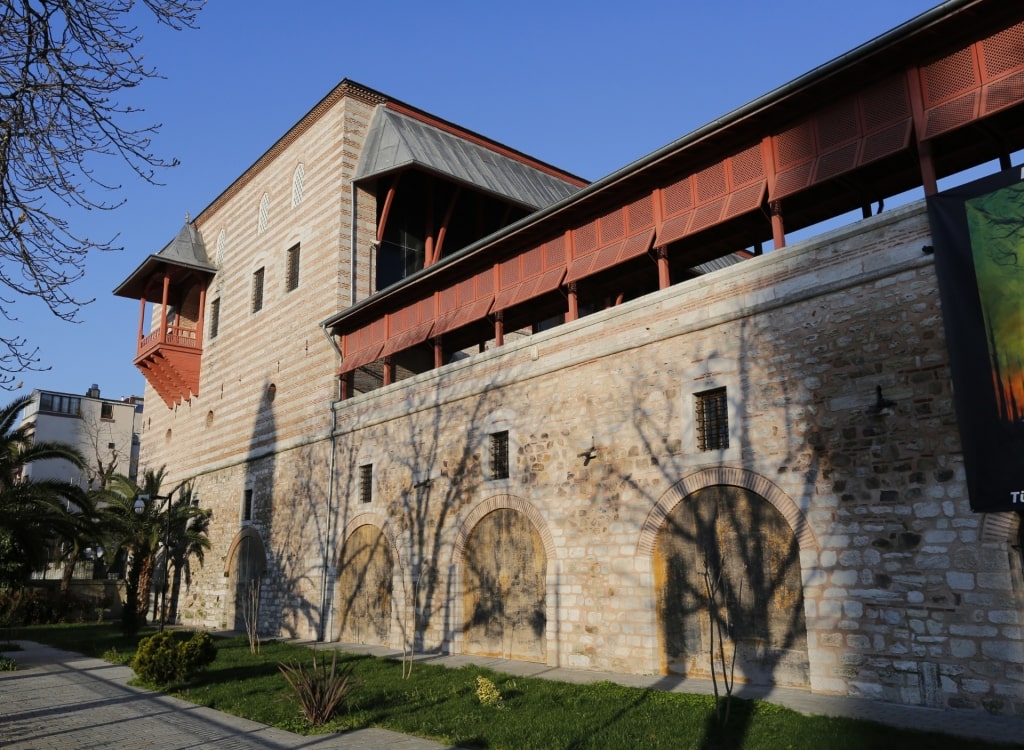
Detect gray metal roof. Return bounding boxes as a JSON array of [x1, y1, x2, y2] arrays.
[[112, 221, 216, 299], [355, 107, 582, 209]]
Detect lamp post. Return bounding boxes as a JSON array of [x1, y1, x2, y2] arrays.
[[134, 491, 174, 632]]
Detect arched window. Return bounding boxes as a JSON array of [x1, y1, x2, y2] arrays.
[[216, 229, 226, 266], [257, 193, 269, 234], [291, 163, 305, 207]]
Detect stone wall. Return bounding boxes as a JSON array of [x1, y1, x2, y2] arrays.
[[176, 199, 1024, 716]]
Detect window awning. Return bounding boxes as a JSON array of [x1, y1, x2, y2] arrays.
[[338, 343, 384, 374], [380, 321, 435, 358], [494, 267, 566, 311], [434, 297, 494, 336]]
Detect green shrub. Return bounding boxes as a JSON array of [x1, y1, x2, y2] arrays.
[[131, 630, 218, 686], [179, 630, 217, 671], [278, 648, 357, 727], [0, 655, 16, 671]]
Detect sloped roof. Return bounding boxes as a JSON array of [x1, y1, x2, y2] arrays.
[[113, 222, 216, 299], [355, 107, 582, 210]]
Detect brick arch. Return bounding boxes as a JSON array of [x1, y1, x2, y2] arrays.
[[336, 512, 403, 573], [333, 512, 402, 647], [449, 494, 557, 663], [981, 511, 1021, 545], [451, 494, 557, 567], [223, 526, 267, 578], [637, 466, 817, 556]]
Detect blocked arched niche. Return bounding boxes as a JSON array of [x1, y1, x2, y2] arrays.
[[642, 467, 813, 685], [637, 466, 817, 557], [451, 495, 556, 664], [223, 527, 267, 632], [334, 513, 402, 646]]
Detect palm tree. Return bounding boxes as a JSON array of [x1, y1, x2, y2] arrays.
[[101, 467, 211, 632], [164, 484, 211, 625], [102, 468, 166, 632], [0, 395, 90, 587]]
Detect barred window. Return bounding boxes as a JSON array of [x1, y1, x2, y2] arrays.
[[209, 298, 221, 338], [252, 268, 265, 313], [286, 244, 300, 291], [490, 430, 510, 480], [695, 388, 729, 451], [100, 403, 114, 420], [242, 489, 254, 522], [359, 464, 373, 503]]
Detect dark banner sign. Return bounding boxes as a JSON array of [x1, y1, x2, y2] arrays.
[[928, 166, 1024, 512]]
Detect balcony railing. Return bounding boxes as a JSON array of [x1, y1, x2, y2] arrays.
[[139, 324, 200, 355]]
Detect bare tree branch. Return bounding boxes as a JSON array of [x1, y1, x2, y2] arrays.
[[0, 0, 204, 388]]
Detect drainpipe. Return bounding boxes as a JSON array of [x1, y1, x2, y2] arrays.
[[318, 323, 343, 641]]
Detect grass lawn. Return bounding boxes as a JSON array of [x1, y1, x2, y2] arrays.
[[2, 623, 1017, 750]]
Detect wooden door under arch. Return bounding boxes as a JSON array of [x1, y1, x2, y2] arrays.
[[462, 508, 546, 662], [335, 525, 393, 646], [654, 485, 809, 687], [231, 533, 266, 633]]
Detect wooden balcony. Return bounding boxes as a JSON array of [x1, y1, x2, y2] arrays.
[[134, 324, 202, 408]]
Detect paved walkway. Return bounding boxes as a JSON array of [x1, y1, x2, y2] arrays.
[[0, 641, 453, 750], [3, 638, 1024, 748]]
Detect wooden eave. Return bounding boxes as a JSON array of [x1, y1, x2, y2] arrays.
[[325, 0, 1024, 348]]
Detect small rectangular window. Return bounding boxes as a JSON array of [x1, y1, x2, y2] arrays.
[[695, 387, 729, 451], [286, 244, 300, 291], [252, 268, 265, 312], [359, 464, 373, 503], [100, 403, 114, 420], [209, 298, 221, 338], [243, 489, 254, 522], [490, 431, 510, 480]]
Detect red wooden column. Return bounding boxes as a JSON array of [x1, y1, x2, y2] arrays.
[[566, 282, 579, 322], [159, 273, 171, 343], [195, 281, 207, 348], [655, 247, 670, 290], [434, 337, 444, 369], [770, 200, 786, 250], [906, 67, 939, 197], [494, 311, 504, 347], [136, 296, 147, 353]]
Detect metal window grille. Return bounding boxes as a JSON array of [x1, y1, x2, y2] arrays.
[[286, 244, 300, 291], [359, 464, 373, 503], [490, 431, 510, 479], [258, 193, 269, 233], [101, 402, 113, 419], [252, 268, 265, 312], [209, 298, 221, 338], [696, 388, 729, 451], [292, 164, 304, 207]]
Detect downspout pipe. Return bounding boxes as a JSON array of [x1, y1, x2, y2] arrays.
[[318, 322, 343, 641]]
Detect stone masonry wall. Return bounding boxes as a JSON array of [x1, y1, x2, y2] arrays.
[[174, 198, 1024, 715]]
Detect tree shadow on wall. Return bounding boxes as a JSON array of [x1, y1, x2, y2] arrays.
[[331, 360, 511, 660], [595, 316, 819, 749], [237, 378, 342, 640]]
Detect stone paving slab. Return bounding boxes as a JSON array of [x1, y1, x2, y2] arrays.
[[0, 642, 455, 750]]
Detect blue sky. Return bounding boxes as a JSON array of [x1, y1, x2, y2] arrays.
[[14, 0, 942, 402]]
